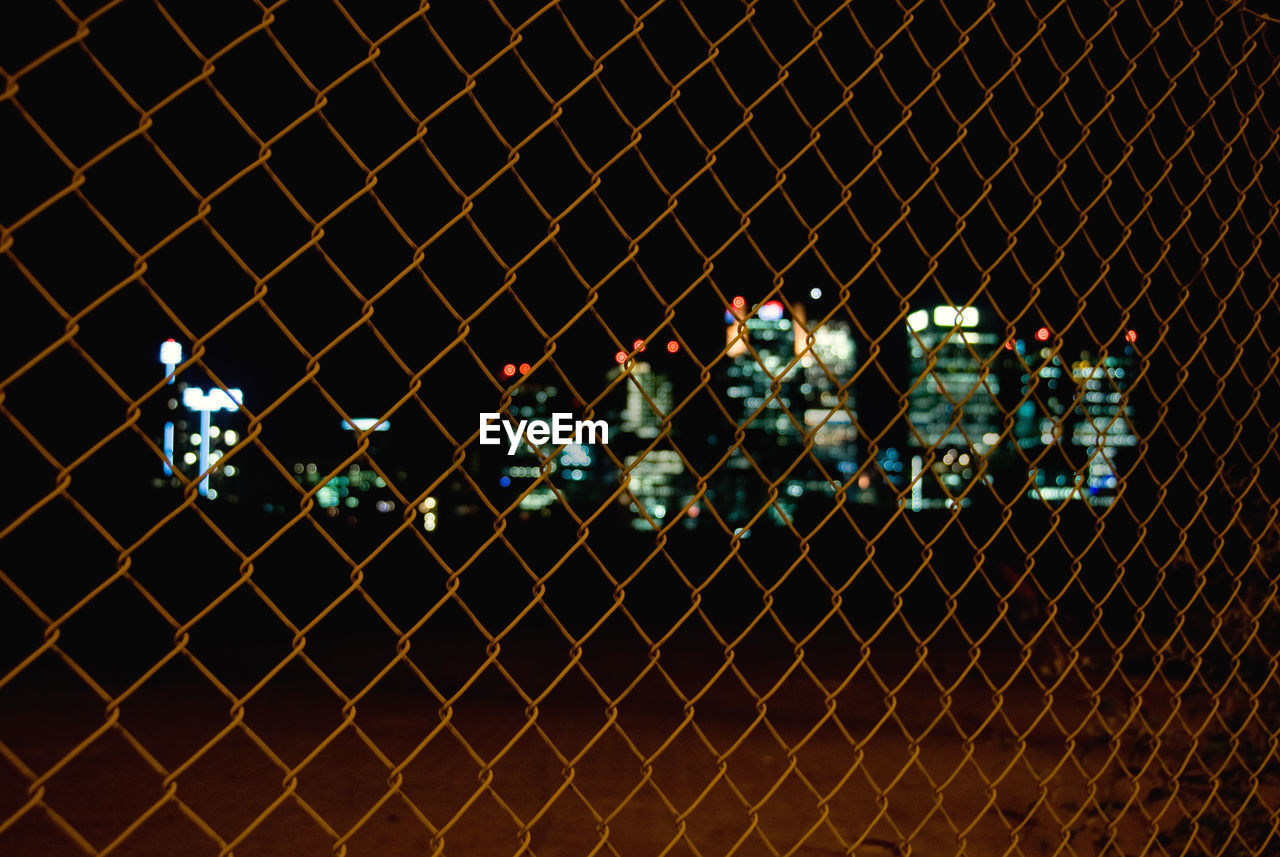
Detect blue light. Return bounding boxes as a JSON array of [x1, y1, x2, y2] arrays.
[[162, 422, 174, 476], [499, 476, 511, 488]]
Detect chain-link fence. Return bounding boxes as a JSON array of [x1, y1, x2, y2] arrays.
[[2, 0, 1279, 855]]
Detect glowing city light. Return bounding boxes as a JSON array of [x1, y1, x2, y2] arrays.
[[759, 300, 785, 321], [932, 306, 979, 328], [1004, 339, 1015, 350], [732, 296, 746, 309], [1125, 329, 1137, 342], [615, 351, 627, 364], [181, 387, 244, 497], [632, 339, 645, 352], [502, 364, 516, 377], [907, 309, 930, 331], [162, 422, 174, 476], [159, 339, 182, 383], [183, 387, 243, 412], [341, 418, 390, 431], [810, 288, 822, 299], [1035, 327, 1050, 341], [666, 340, 679, 353], [519, 362, 531, 374]]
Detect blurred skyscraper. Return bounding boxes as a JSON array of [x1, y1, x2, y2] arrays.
[[485, 363, 605, 517], [1009, 331, 1138, 506], [787, 310, 871, 510], [905, 306, 1002, 510], [152, 339, 246, 503], [716, 298, 866, 526], [609, 341, 690, 531]]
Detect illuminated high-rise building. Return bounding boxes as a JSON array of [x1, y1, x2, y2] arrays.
[[1009, 330, 1138, 506], [785, 313, 873, 508], [1070, 349, 1137, 506], [719, 298, 805, 525], [1011, 328, 1080, 500], [608, 341, 691, 530], [905, 305, 1002, 510], [466, 362, 608, 519], [152, 339, 246, 502]]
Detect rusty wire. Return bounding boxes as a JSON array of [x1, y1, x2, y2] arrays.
[[1, 0, 1279, 855]]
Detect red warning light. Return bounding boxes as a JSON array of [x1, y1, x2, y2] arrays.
[[615, 351, 627, 364], [1125, 329, 1137, 343], [731, 296, 746, 309], [502, 364, 516, 377], [666, 340, 679, 353], [518, 362, 531, 375], [632, 338, 646, 352], [1035, 327, 1050, 342], [1004, 339, 1015, 350]]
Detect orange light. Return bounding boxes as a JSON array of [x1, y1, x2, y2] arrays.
[[518, 362, 531, 374], [1035, 327, 1050, 342], [732, 296, 746, 309], [615, 351, 627, 364], [632, 338, 645, 352], [502, 364, 516, 377], [1125, 329, 1137, 342], [666, 340, 679, 353]]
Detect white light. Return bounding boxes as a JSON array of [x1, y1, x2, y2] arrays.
[[183, 452, 197, 465], [933, 306, 979, 328], [341, 418, 390, 432], [159, 340, 182, 365], [810, 288, 822, 299], [183, 387, 244, 412], [759, 300, 785, 321], [958, 454, 970, 466], [224, 465, 237, 476], [983, 432, 1000, 446], [424, 512, 437, 532], [223, 430, 238, 445], [653, 505, 667, 518], [207, 489, 218, 500], [208, 426, 220, 438], [907, 309, 930, 331], [911, 456, 923, 512], [190, 434, 201, 445]]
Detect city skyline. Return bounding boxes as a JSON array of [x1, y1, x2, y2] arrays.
[[150, 297, 1140, 529]]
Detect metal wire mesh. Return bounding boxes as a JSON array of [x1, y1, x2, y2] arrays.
[[2, 0, 1279, 855]]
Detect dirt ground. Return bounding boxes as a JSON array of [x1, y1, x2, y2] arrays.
[[0, 621, 1157, 857]]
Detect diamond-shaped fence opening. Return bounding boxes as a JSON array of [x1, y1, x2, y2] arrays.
[[2, 1, 1280, 855]]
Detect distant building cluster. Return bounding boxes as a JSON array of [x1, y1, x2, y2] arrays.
[[150, 339, 246, 502], [469, 299, 1137, 531], [151, 298, 1137, 531]]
